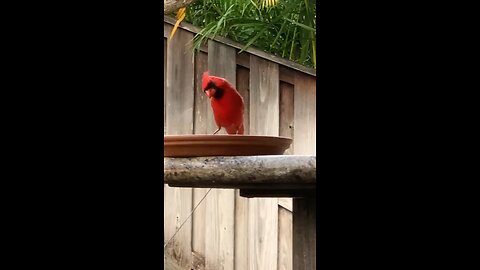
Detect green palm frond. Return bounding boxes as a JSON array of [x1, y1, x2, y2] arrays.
[[261, 0, 279, 9], [184, 0, 316, 69]]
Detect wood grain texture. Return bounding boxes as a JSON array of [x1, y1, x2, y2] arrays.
[[234, 60, 250, 270], [293, 196, 316, 270], [279, 81, 294, 154], [234, 189, 249, 270], [165, 257, 187, 270], [236, 65, 250, 135], [249, 55, 279, 270], [192, 189, 208, 270], [292, 71, 316, 270], [278, 80, 294, 216], [166, 28, 195, 135], [278, 207, 293, 270], [164, 187, 193, 268], [192, 50, 209, 270], [164, 37, 169, 243], [208, 40, 236, 83], [205, 188, 235, 270], [248, 198, 278, 270], [294, 73, 316, 155], [193, 251, 206, 270], [164, 28, 195, 269], [205, 41, 236, 270], [164, 37, 167, 134], [249, 55, 280, 136], [194, 51, 209, 135]]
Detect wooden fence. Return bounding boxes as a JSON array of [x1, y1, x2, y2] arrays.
[[164, 16, 316, 270]]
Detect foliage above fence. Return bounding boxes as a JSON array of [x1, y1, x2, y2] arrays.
[[165, 16, 315, 77], [181, 0, 316, 69]]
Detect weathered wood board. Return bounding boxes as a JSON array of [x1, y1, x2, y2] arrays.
[[164, 28, 195, 269], [204, 41, 236, 270], [192, 49, 209, 270], [248, 55, 279, 270]]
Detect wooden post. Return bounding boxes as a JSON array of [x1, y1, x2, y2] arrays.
[[293, 195, 317, 270]]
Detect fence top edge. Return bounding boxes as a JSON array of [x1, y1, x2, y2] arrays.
[[164, 15, 316, 77]]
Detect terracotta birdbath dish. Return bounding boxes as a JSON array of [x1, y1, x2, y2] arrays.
[[164, 135, 293, 157]]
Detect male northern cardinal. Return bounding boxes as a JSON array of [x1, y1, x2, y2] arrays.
[[202, 71, 244, 135]]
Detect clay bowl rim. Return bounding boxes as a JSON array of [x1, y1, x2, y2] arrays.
[[164, 135, 293, 157], [164, 134, 293, 144]]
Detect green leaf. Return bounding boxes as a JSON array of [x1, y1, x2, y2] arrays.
[[239, 27, 268, 53], [184, 0, 316, 69], [284, 18, 316, 33]]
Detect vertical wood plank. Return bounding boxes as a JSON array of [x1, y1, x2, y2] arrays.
[[205, 188, 235, 270], [278, 81, 294, 262], [278, 207, 293, 270], [204, 41, 236, 270], [166, 29, 195, 135], [208, 41, 236, 83], [292, 72, 316, 270], [279, 82, 294, 154], [236, 65, 250, 135], [293, 196, 316, 270], [248, 198, 279, 270], [163, 37, 168, 259], [164, 37, 167, 133], [194, 51, 210, 135], [293, 73, 316, 155], [235, 64, 250, 270], [205, 189, 235, 270], [192, 188, 208, 270], [249, 55, 279, 270], [192, 50, 209, 270], [164, 28, 195, 269], [250, 55, 280, 136], [234, 189, 249, 270]]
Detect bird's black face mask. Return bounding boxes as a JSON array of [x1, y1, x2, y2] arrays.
[[203, 81, 224, 99]]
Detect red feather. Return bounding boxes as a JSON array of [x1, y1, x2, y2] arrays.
[[202, 71, 245, 135]]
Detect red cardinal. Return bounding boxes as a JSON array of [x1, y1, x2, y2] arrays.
[[202, 71, 244, 135]]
